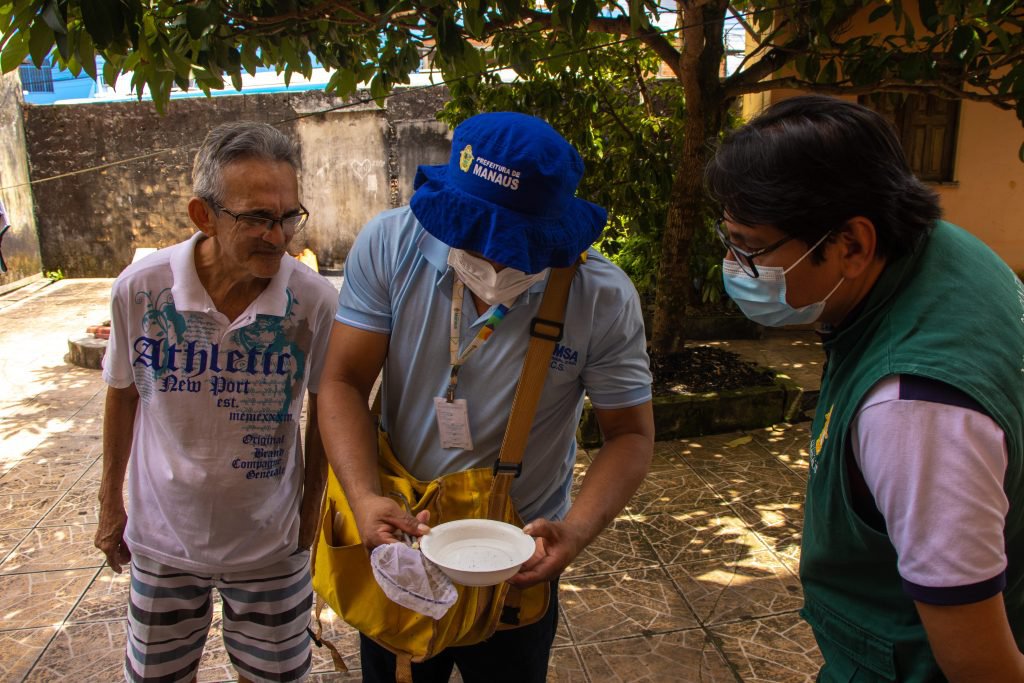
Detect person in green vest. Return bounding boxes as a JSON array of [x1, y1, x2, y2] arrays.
[[705, 95, 1024, 681]]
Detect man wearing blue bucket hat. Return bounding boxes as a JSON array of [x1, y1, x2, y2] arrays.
[[318, 112, 654, 681]]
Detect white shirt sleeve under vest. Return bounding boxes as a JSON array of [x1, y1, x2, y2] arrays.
[[851, 375, 1009, 604]]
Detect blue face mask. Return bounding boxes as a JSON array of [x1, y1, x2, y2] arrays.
[[722, 232, 843, 327]]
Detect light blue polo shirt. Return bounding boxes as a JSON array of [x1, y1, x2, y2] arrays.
[[337, 206, 652, 522]]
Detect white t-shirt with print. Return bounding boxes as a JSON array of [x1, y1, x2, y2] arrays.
[[103, 233, 337, 573]]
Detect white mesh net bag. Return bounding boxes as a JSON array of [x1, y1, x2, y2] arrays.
[[370, 542, 458, 620]]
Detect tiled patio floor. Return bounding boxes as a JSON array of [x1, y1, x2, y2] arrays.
[[0, 279, 822, 682]]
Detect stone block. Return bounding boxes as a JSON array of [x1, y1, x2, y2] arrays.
[[577, 375, 802, 448], [65, 334, 106, 370]]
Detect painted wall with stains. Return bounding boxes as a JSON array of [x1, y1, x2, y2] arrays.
[[0, 71, 42, 288], [23, 88, 451, 277]]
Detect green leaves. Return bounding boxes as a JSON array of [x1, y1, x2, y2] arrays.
[[40, 0, 63, 34], [916, 0, 940, 31], [240, 42, 259, 76], [80, 0, 125, 49], [185, 4, 219, 40], [950, 24, 979, 62], [434, 14, 462, 61], [989, 24, 1012, 53], [819, 58, 837, 84], [328, 67, 358, 97], [0, 27, 27, 71], [369, 72, 388, 105], [867, 4, 891, 22], [78, 29, 96, 79], [101, 55, 118, 87], [572, 0, 598, 39], [461, 0, 485, 38], [27, 15, 51, 65]]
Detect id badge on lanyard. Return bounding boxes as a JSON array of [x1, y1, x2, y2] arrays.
[[433, 277, 508, 450], [433, 396, 474, 449]]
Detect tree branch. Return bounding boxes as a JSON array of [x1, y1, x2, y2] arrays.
[[728, 5, 759, 41], [223, 0, 395, 31], [727, 76, 1015, 110], [509, 10, 684, 80], [633, 58, 654, 118], [722, 3, 867, 98], [594, 84, 635, 138]]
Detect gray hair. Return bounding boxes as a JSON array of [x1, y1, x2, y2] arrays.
[[191, 121, 300, 202]]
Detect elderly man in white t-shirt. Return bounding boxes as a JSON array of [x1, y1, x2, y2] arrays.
[[96, 122, 337, 683]]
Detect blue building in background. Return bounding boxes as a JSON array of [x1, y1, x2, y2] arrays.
[[16, 48, 443, 105], [18, 58, 105, 104], [16, 54, 361, 105]]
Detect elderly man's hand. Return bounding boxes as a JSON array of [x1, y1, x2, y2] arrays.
[[352, 494, 430, 551], [95, 501, 131, 573]]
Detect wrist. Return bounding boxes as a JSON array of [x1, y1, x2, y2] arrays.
[[97, 480, 126, 506], [97, 488, 125, 506], [560, 516, 598, 551]]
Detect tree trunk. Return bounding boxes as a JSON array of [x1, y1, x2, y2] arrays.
[[650, 122, 704, 354], [650, 1, 728, 356]]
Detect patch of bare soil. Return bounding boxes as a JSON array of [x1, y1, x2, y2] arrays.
[[651, 346, 776, 396]]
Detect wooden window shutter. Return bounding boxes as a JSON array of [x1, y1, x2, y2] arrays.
[[859, 93, 960, 182]]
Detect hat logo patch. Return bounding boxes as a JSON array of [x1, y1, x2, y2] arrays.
[[470, 154, 521, 191], [459, 145, 475, 172]]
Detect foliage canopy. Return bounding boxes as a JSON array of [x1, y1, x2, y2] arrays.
[[3, 2, 1021, 120], [3, 0, 1022, 351]]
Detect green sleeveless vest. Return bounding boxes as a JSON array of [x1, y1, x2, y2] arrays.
[[800, 222, 1024, 681]]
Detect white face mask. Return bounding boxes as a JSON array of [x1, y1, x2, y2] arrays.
[[447, 249, 549, 307]]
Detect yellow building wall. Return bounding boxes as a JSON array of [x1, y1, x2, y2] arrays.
[[938, 102, 1024, 273]]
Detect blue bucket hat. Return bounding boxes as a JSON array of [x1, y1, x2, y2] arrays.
[[410, 112, 607, 274]]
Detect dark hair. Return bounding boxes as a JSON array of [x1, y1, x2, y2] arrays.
[[705, 95, 941, 262], [192, 121, 299, 203]]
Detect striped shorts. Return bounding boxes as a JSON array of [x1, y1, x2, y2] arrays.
[[125, 550, 313, 683]]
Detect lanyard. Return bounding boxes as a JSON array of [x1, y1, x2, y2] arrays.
[[447, 277, 509, 401]]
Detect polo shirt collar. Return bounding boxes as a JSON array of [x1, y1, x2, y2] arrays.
[[170, 232, 295, 317]]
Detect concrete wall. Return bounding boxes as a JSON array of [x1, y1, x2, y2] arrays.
[[23, 88, 451, 277], [293, 104, 392, 264], [389, 88, 453, 206], [0, 71, 42, 287]]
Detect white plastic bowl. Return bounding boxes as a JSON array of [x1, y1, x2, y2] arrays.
[[419, 519, 536, 587]]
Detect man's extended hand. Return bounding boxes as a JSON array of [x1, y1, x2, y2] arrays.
[[353, 494, 430, 550], [95, 500, 131, 573], [508, 518, 586, 588]]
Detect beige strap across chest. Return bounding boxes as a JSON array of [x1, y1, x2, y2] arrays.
[[487, 262, 578, 519]]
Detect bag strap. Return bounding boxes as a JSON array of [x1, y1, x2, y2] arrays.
[[487, 261, 579, 519], [310, 593, 349, 672]]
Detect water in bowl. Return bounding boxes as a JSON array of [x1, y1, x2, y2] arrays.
[[442, 539, 519, 571]]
